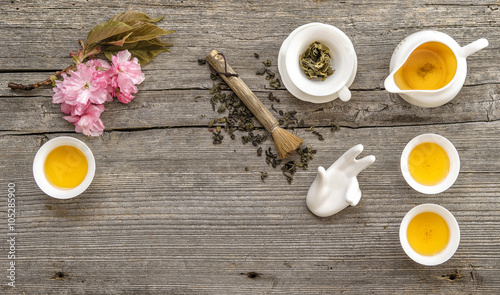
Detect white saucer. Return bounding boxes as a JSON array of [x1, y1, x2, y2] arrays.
[[278, 23, 358, 104]]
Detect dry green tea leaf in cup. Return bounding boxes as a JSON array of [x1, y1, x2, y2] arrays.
[[299, 41, 334, 81]]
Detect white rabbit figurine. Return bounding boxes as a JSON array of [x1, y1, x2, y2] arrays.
[[306, 144, 376, 217]]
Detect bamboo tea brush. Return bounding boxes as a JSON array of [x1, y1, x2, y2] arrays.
[[206, 50, 303, 159]]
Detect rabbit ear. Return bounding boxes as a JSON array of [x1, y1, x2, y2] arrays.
[[333, 144, 364, 170], [346, 155, 376, 177], [317, 166, 327, 183]]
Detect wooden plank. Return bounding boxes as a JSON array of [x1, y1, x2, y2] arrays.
[[0, 1, 498, 89], [0, 0, 499, 293], [1, 121, 500, 294], [0, 83, 498, 133]]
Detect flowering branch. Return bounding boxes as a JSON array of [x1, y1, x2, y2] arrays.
[[8, 64, 77, 91], [7, 10, 174, 137], [8, 10, 173, 91], [7, 40, 97, 91], [53, 50, 145, 136]]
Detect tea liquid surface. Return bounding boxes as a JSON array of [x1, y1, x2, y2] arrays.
[[395, 42, 457, 90], [408, 142, 450, 186], [407, 212, 450, 256], [44, 145, 88, 189]]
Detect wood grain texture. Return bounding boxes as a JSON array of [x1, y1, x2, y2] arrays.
[[0, 0, 499, 294]]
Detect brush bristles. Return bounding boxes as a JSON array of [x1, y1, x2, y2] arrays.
[[272, 127, 304, 159]]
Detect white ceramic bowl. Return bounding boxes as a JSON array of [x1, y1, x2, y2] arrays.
[[285, 23, 356, 99], [400, 204, 460, 266], [401, 134, 460, 194], [33, 136, 95, 199]]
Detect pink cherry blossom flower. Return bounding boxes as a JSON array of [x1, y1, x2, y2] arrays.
[[60, 101, 90, 117], [52, 59, 112, 116], [64, 104, 105, 136], [60, 102, 72, 115], [86, 58, 111, 71], [51, 72, 68, 104], [108, 50, 145, 104], [86, 59, 113, 98], [64, 62, 112, 106], [51, 50, 146, 136]]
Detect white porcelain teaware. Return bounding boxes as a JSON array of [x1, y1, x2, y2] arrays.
[[400, 204, 460, 266], [401, 133, 460, 194], [384, 30, 488, 108], [33, 136, 96, 199], [306, 144, 375, 217], [278, 23, 358, 103]]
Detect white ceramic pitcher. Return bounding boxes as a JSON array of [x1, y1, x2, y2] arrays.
[[384, 31, 488, 108]]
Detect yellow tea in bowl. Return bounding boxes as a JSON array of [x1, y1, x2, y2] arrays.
[[401, 134, 460, 194], [34, 137, 95, 199], [394, 42, 457, 91], [408, 142, 450, 186], [400, 204, 460, 266], [407, 211, 450, 256], [44, 145, 88, 189]]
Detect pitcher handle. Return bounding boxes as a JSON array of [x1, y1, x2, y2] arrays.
[[461, 38, 489, 57]]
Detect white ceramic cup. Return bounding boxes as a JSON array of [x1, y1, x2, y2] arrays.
[[285, 23, 355, 100], [401, 133, 460, 194], [400, 204, 460, 266], [33, 136, 95, 199]]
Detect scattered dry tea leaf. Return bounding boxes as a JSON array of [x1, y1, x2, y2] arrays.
[[256, 67, 266, 75], [331, 122, 340, 132], [268, 93, 280, 102], [269, 78, 281, 89], [281, 146, 317, 184], [260, 172, 269, 183]]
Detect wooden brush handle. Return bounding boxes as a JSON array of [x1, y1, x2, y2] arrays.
[[206, 50, 279, 132]]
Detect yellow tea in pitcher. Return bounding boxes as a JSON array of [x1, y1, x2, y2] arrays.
[[394, 42, 457, 90], [44, 145, 88, 189], [408, 142, 450, 186], [407, 212, 450, 256]]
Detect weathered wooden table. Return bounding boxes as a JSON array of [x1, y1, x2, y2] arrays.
[[1, 1, 499, 294]]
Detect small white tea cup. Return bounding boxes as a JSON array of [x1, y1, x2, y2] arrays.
[[400, 204, 460, 266], [33, 136, 95, 199], [401, 133, 460, 194]]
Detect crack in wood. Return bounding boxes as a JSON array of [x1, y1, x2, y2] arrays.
[[487, 89, 499, 121], [2, 116, 500, 137], [441, 269, 462, 282]]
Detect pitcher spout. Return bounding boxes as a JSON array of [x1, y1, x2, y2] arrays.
[[384, 72, 403, 93]]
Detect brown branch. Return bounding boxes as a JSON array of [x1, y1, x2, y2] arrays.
[[8, 64, 77, 91]]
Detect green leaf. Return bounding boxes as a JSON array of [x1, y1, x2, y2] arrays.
[[86, 21, 133, 46], [108, 22, 174, 46], [109, 10, 163, 23], [95, 11, 173, 65], [147, 37, 172, 47], [103, 41, 170, 65], [105, 31, 134, 46], [124, 22, 175, 43]]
